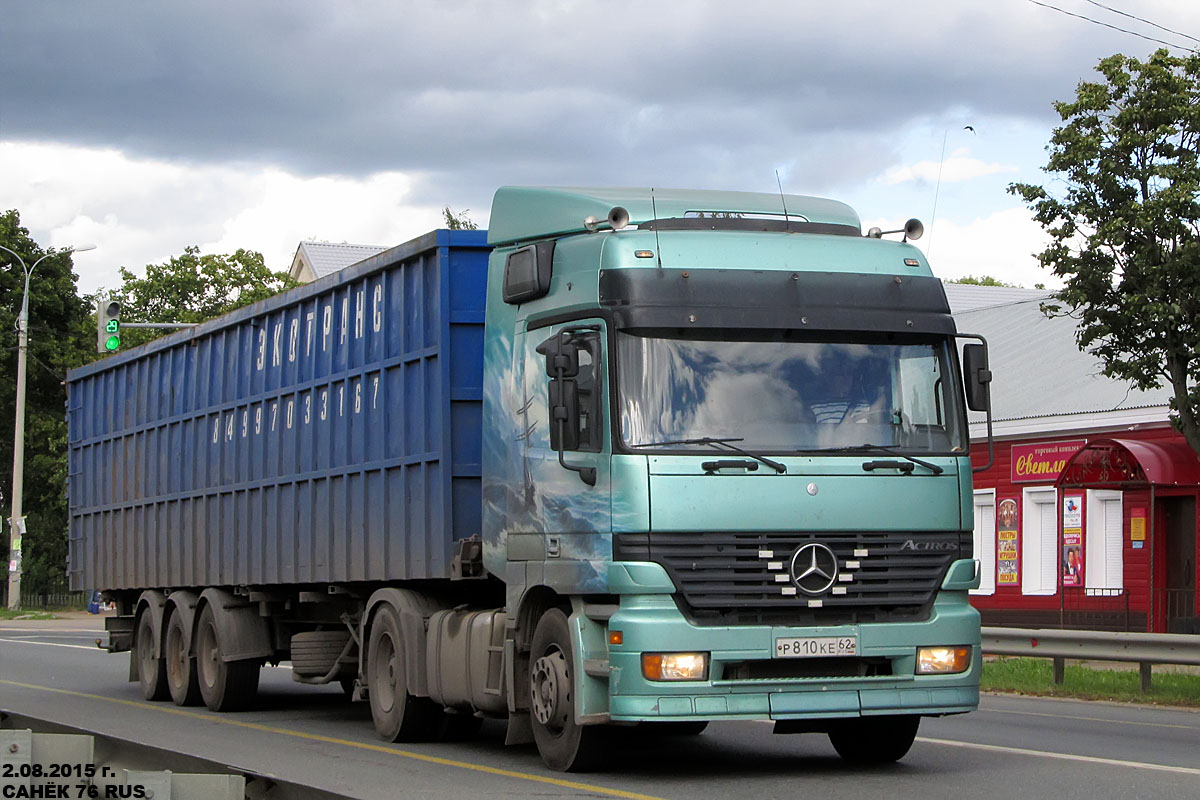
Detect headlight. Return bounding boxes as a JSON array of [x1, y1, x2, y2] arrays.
[[642, 652, 709, 681], [917, 646, 972, 674]]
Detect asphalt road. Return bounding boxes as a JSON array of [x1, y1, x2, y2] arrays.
[[2, 617, 1198, 800]]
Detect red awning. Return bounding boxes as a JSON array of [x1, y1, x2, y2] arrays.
[[1056, 438, 1200, 488]]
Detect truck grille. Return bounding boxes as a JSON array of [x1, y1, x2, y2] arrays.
[[614, 531, 970, 626]]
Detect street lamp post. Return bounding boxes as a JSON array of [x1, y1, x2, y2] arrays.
[[0, 242, 95, 610]]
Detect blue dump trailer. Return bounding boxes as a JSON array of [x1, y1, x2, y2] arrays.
[[69, 188, 992, 771]]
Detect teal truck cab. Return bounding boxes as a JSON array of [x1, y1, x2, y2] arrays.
[[77, 186, 989, 774], [481, 187, 987, 769]]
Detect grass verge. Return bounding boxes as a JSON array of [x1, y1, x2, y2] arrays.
[[983, 657, 1200, 708], [0, 608, 58, 620]]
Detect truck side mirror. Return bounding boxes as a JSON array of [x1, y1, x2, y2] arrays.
[[537, 334, 579, 379], [536, 329, 598, 486], [962, 343, 991, 412], [548, 378, 580, 451]]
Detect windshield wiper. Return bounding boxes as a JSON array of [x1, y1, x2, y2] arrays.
[[824, 443, 945, 475], [634, 437, 787, 474]]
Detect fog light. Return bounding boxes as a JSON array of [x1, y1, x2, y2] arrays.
[[917, 646, 972, 674], [642, 652, 708, 681]]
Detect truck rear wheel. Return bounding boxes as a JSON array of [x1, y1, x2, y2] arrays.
[[828, 715, 920, 764], [135, 612, 169, 701], [367, 605, 439, 741], [195, 603, 260, 711], [164, 611, 202, 706], [529, 608, 605, 772]]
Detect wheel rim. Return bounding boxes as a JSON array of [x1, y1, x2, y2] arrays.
[[197, 619, 219, 690], [530, 646, 570, 734], [372, 632, 398, 713], [165, 622, 186, 688]]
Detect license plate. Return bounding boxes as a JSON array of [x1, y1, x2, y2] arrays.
[[775, 636, 857, 658]]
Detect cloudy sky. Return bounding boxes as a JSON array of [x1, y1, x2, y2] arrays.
[[3, 1, 1199, 293]]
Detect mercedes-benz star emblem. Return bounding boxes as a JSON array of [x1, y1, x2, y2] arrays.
[[789, 543, 839, 596]]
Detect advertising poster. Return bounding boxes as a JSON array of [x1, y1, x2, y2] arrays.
[[997, 497, 1020, 585], [1130, 508, 1146, 550], [1062, 495, 1083, 587]]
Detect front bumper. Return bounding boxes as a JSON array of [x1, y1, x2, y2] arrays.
[[604, 589, 980, 722]]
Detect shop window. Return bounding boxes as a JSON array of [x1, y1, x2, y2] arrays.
[[1085, 490, 1123, 595], [972, 489, 996, 595], [1022, 486, 1058, 595]]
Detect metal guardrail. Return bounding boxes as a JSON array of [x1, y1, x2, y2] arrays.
[[981, 626, 1200, 691]]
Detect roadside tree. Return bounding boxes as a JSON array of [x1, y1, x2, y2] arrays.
[[1010, 49, 1200, 455]]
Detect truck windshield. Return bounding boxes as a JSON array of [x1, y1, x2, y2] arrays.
[[617, 331, 967, 454]]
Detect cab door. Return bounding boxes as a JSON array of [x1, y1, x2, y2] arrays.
[[517, 318, 612, 588]]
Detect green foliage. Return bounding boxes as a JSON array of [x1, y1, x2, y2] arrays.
[[984, 657, 1200, 708], [0, 210, 96, 595], [1010, 49, 1200, 454], [113, 246, 297, 348], [442, 206, 478, 230], [948, 275, 1023, 287]]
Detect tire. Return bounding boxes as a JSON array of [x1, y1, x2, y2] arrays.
[[164, 611, 202, 706], [367, 605, 439, 742], [828, 715, 920, 764], [529, 608, 606, 772], [290, 630, 351, 677], [195, 603, 261, 712], [135, 611, 169, 701]]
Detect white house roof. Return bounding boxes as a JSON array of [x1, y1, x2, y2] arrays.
[[950, 285, 1172, 439], [291, 242, 387, 281], [943, 282, 1055, 314]]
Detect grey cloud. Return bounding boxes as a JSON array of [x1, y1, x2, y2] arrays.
[[1, 0, 1179, 206]]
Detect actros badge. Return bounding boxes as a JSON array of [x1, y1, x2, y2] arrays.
[[789, 542, 839, 595]]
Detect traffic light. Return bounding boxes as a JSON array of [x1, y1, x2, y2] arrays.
[[96, 298, 121, 353]]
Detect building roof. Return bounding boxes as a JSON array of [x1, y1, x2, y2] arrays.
[[952, 287, 1172, 438], [943, 282, 1054, 313], [290, 241, 387, 282]]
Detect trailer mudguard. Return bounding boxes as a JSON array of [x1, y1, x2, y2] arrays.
[[197, 588, 272, 662]]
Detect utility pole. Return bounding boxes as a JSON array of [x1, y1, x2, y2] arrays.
[[1, 242, 95, 609]]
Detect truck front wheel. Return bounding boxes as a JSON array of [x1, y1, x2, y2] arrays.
[[135, 612, 169, 701], [195, 603, 260, 711], [529, 608, 605, 772], [828, 715, 920, 764], [367, 605, 438, 741]]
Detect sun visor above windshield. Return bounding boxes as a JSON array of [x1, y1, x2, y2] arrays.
[[598, 269, 955, 335]]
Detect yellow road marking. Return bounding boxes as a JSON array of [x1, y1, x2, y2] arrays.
[[917, 737, 1200, 775], [980, 705, 1198, 731], [0, 679, 666, 800]]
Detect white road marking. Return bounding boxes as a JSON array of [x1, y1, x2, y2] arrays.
[[0, 637, 103, 652], [980, 705, 1198, 731], [917, 737, 1200, 775]]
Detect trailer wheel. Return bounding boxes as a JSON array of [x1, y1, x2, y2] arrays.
[[195, 603, 261, 711], [135, 611, 169, 701], [529, 608, 605, 772], [828, 715, 920, 764], [164, 611, 202, 706], [367, 605, 439, 741]]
